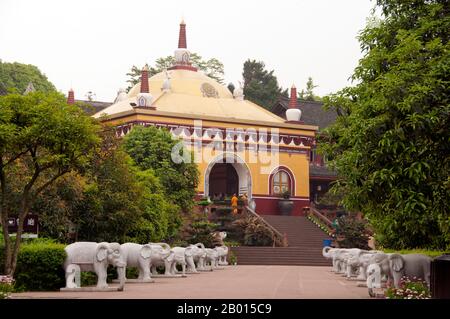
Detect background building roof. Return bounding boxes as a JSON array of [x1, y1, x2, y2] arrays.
[[272, 96, 338, 130]]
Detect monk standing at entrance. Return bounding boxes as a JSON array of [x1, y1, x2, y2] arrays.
[[231, 193, 239, 215]]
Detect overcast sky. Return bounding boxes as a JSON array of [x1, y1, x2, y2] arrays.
[[0, 0, 375, 102]]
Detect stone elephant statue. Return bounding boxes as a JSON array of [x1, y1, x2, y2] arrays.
[[169, 246, 196, 276], [366, 252, 394, 297], [333, 248, 369, 274], [186, 243, 206, 272], [149, 243, 175, 276], [214, 246, 229, 266], [388, 254, 431, 288], [191, 243, 208, 271], [205, 248, 219, 269], [346, 250, 383, 280], [64, 242, 126, 290], [119, 243, 153, 282], [322, 246, 341, 272]]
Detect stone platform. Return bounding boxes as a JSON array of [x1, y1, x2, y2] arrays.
[[13, 265, 370, 299]]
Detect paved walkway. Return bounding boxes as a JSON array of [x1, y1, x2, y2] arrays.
[[12, 265, 369, 299]]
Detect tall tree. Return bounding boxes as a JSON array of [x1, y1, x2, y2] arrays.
[[123, 126, 200, 215], [242, 60, 284, 110], [304, 77, 319, 101], [0, 61, 56, 95], [0, 92, 100, 275], [319, 0, 450, 249], [126, 53, 225, 91]]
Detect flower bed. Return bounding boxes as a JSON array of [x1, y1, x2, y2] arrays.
[[385, 276, 431, 299], [0, 275, 14, 299]]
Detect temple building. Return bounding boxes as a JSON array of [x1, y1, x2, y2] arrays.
[[89, 21, 321, 216]]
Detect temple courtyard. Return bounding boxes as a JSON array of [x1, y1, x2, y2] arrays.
[[11, 265, 369, 299]]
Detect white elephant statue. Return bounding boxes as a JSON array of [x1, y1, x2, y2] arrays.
[[192, 243, 209, 271], [322, 246, 341, 272], [148, 243, 175, 276], [366, 252, 394, 297], [169, 246, 196, 276], [204, 248, 219, 270], [214, 246, 229, 266], [334, 248, 369, 274], [346, 250, 383, 280], [186, 243, 206, 273], [63, 242, 126, 290], [119, 243, 153, 282], [388, 254, 431, 288]]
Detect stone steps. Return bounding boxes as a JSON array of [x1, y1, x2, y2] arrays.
[[230, 215, 332, 266]]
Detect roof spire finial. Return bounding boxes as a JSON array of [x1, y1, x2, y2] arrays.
[[178, 18, 187, 49], [289, 84, 297, 109], [140, 64, 149, 93], [169, 19, 198, 72]]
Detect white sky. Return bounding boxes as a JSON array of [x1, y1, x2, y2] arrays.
[[0, 0, 375, 102]]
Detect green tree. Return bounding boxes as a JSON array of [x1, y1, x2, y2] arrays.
[[123, 126, 200, 214], [126, 53, 225, 91], [319, 0, 450, 249], [304, 77, 321, 101], [0, 92, 100, 275], [32, 125, 178, 244], [242, 60, 285, 110], [0, 61, 56, 95]]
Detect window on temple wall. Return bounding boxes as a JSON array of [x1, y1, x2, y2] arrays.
[[272, 171, 291, 195]]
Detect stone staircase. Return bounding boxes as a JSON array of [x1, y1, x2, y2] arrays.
[[230, 215, 332, 266]]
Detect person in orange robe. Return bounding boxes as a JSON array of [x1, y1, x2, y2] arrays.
[[231, 193, 239, 215]]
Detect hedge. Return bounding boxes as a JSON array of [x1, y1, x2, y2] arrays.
[[0, 241, 66, 291]]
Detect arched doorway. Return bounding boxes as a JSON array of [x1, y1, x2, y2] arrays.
[[204, 152, 252, 199], [209, 163, 239, 197]]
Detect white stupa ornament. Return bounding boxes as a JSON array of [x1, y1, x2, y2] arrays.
[[114, 88, 127, 104], [162, 69, 171, 92], [285, 85, 302, 122], [136, 64, 154, 107], [233, 81, 244, 101]]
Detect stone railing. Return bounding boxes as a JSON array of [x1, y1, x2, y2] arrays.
[[244, 206, 287, 247]]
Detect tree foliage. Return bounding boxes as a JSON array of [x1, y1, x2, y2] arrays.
[[123, 126, 200, 214], [126, 53, 225, 91], [0, 92, 100, 275], [34, 126, 179, 244], [242, 59, 286, 110], [0, 60, 56, 95], [319, 0, 450, 249], [299, 76, 321, 101]]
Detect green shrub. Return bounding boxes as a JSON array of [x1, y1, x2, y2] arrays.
[[335, 216, 370, 249], [12, 242, 66, 291], [382, 249, 448, 258], [232, 216, 274, 246]]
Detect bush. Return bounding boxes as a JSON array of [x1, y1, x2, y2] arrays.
[[0, 242, 67, 291], [232, 216, 274, 246], [335, 215, 370, 249]]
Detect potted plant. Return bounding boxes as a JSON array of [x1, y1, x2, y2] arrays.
[[278, 190, 294, 215]]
